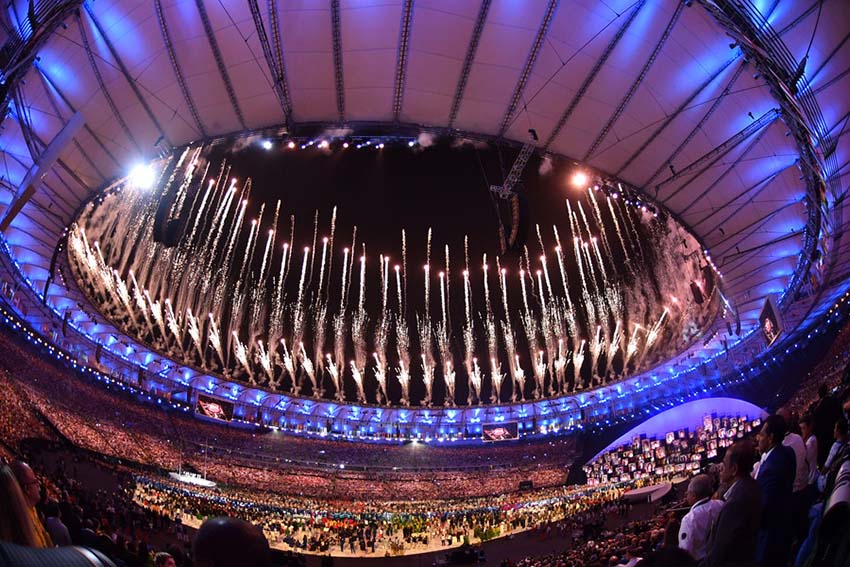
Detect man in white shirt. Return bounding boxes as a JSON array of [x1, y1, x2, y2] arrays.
[[799, 414, 818, 486], [679, 473, 724, 561], [778, 408, 809, 543], [778, 409, 808, 492]]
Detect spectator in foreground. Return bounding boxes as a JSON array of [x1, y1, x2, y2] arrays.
[[678, 474, 723, 561], [701, 441, 761, 567], [192, 517, 270, 567], [754, 415, 795, 567], [812, 384, 842, 466], [818, 417, 850, 494], [776, 408, 808, 544], [0, 462, 38, 547], [43, 500, 71, 547], [154, 552, 176, 567], [798, 414, 818, 489], [9, 461, 52, 548]]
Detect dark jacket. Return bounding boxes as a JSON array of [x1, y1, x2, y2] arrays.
[[756, 445, 795, 564], [701, 476, 761, 567]]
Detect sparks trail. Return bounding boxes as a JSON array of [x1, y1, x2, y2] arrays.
[[69, 145, 717, 407]]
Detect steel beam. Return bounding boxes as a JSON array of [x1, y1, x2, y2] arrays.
[[392, 0, 415, 122], [615, 54, 738, 176], [154, 0, 207, 139], [75, 13, 141, 153], [194, 0, 247, 130], [642, 61, 747, 187], [37, 65, 120, 169], [330, 0, 345, 122], [0, 111, 84, 232], [83, 3, 170, 149], [583, 2, 683, 162], [36, 69, 105, 181], [248, 0, 292, 125], [497, 0, 558, 137], [543, 0, 646, 150], [448, 0, 491, 128], [655, 108, 778, 197], [690, 166, 787, 231], [677, 119, 774, 215], [267, 0, 294, 125]]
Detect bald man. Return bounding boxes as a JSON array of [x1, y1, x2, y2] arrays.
[[679, 474, 723, 561], [10, 461, 52, 548], [192, 517, 270, 567]]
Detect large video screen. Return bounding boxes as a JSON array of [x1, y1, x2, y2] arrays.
[[195, 394, 234, 422], [482, 422, 519, 442], [759, 294, 784, 347]]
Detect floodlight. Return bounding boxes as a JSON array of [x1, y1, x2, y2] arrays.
[[128, 164, 156, 189], [570, 171, 589, 189]]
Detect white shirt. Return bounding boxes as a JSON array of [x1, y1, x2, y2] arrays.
[[805, 435, 818, 485], [753, 446, 774, 479], [824, 440, 842, 470], [679, 497, 725, 560], [819, 440, 844, 492], [784, 432, 808, 492]]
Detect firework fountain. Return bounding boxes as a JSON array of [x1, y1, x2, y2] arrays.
[[67, 142, 718, 407]]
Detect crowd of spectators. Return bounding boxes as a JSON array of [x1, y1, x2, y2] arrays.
[[0, 327, 577, 500], [2, 296, 850, 564], [583, 415, 763, 486], [512, 322, 850, 567], [0, 369, 56, 458], [514, 505, 671, 567], [0, 452, 193, 567]]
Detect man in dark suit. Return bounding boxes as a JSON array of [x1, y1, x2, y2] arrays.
[[755, 415, 796, 567], [812, 384, 842, 466], [701, 441, 762, 567]]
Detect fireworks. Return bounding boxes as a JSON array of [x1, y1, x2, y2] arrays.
[[67, 144, 716, 407]]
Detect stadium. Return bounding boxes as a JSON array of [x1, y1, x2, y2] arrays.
[[0, 0, 849, 566]]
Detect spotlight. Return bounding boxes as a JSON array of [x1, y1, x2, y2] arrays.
[[408, 140, 415, 147], [128, 164, 156, 189], [570, 171, 589, 189], [343, 142, 349, 148], [318, 140, 329, 149], [261, 140, 273, 150], [287, 141, 296, 149]]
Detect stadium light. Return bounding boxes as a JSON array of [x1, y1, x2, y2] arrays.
[[128, 163, 156, 189], [570, 171, 589, 189]]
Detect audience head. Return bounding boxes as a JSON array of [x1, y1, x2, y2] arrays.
[[836, 418, 849, 441], [721, 441, 756, 483], [757, 415, 787, 453], [10, 461, 40, 508], [685, 474, 713, 505], [154, 552, 176, 567], [43, 500, 60, 520], [192, 517, 270, 567], [799, 414, 814, 439], [818, 383, 829, 399], [0, 462, 39, 547]]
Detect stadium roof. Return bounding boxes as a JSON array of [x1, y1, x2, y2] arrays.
[[0, 0, 848, 391]]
